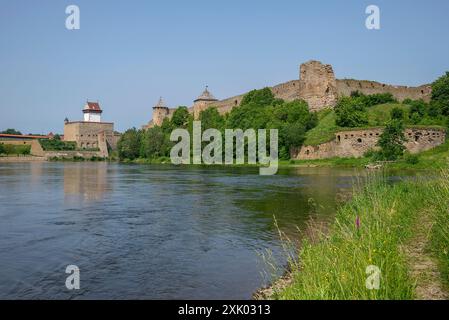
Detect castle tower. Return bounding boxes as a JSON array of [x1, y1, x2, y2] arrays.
[[83, 101, 102, 122], [193, 86, 218, 119], [152, 97, 169, 126], [298, 60, 338, 112]]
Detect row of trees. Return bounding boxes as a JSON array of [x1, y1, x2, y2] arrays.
[[118, 88, 318, 160]]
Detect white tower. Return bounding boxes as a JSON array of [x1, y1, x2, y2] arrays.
[[83, 101, 102, 122]]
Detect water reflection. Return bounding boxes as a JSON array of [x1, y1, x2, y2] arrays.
[[64, 163, 111, 203], [0, 162, 417, 299]]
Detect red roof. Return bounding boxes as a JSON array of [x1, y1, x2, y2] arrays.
[[83, 101, 102, 112]]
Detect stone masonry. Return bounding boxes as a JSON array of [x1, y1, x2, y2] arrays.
[[143, 60, 432, 129], [292, 128, 446, 160]]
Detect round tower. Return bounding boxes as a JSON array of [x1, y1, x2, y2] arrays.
[[193, 86, 218, 119], [152, 97, 169, 126]]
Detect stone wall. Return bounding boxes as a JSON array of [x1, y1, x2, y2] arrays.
[[64, 121, 115, 154], [292, 127, 446, 160], [152, 107, 170, 126], [336, 79, 431, 102], [144, 60, 435, 126]]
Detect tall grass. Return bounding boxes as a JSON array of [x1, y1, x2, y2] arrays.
[[274, 174, 434, 300], [429, 171, 449, 288]]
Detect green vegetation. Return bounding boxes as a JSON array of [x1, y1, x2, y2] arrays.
[[283, 139, 449, 170], [429, 171, 449, 287], [1, 128, 22, 135], [335, 96, 369, 127], [431, 71, 449, 116], [302, 109, 339, 146], [272, 172, 449, 299], [39, 138, 76, 151], [375, 119, 406, 161], [305, 72, 449, 147], [0, 143, 31, 155], [118, 71, 449, 164], [118, 88, 318, 161]]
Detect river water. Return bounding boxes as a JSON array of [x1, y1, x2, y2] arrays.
[[0, 162, 398, 299]]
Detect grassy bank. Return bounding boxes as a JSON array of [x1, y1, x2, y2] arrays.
[[270, 172, 449, 300]]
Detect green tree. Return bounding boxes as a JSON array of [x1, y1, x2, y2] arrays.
[[272, 100, 317, 129], [240, 87, 281, 107], [431, 71, 449, 116], [282, 122, 306, 150], [140, 126, 171, 158], [334, 97, 369, 127], [171, 106, 191, 128], [117, 128, 142, 160], [361, 93, 397, 107], [376, 119, 406, 161], [0, 143, 5, 154], [199, 107, 225, 131], [1, 128, 22, 135]]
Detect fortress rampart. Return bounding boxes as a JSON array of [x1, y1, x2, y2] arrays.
[[291, 127, 446, 160], [143, 60, 433, 128]]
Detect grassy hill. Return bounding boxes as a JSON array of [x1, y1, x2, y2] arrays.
[[304, 103, 445, 146], [303, 109, 340, 146]]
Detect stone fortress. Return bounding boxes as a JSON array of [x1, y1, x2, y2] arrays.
[[64, 101, 120, 157], [143, 60, 445, 160], [143, 60, 432, 128]]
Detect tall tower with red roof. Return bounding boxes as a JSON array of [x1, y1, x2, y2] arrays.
[[83, 101, 103, 122]]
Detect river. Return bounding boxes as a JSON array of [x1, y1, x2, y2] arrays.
[[0, 162, 405, 299]]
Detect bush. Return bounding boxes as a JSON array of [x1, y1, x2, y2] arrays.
[[39, 139, 76, 151], [0, 144, 31, 155], [391, 107, 405, 120], [363, 149, 377, 158], [361, 93, 397, 107], [404, 153, 419, 165], [335, 97, 369, 127]]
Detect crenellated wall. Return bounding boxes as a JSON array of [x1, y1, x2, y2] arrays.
[[292, 128, 446, 160]]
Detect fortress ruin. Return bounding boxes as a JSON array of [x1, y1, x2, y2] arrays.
[[291, 127, 446, 160], [143, 60, 432, 128]]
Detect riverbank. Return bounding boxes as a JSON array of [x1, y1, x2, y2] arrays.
[[261, 171, 449, 300]]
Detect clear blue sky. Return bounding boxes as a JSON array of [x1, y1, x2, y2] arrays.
[[1, 0, 449, 134]]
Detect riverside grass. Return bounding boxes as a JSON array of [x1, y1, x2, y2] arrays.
[[273, 172, 449, 300], [429, 171, 449, 289]]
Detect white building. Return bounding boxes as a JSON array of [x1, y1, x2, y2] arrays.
[[83, 101, 102, 122]]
